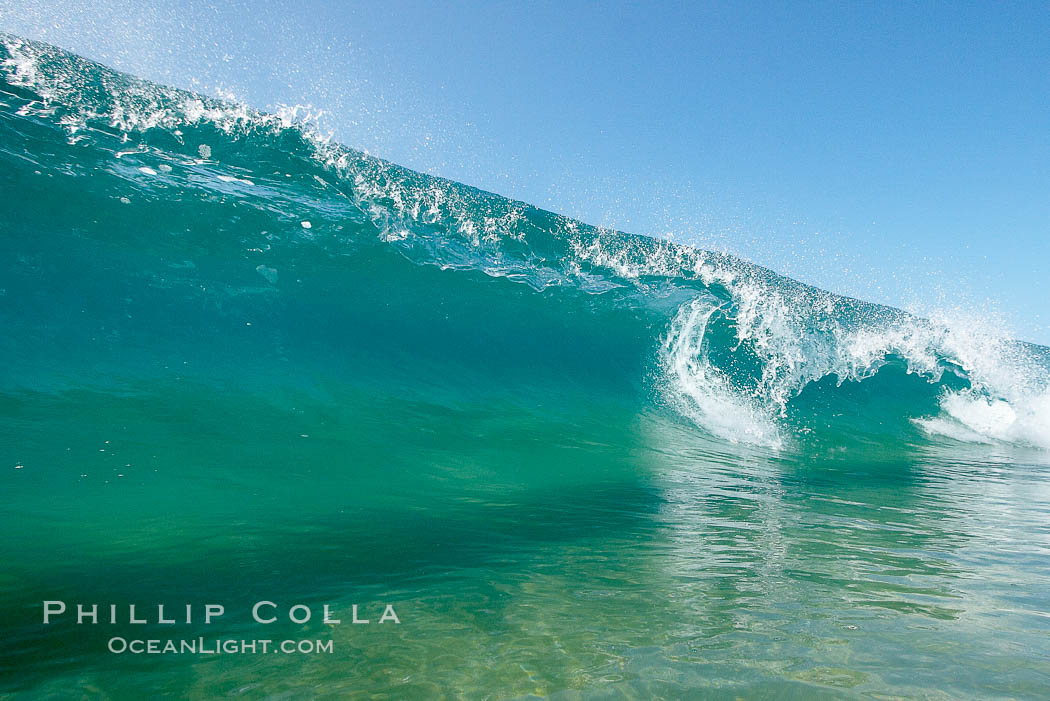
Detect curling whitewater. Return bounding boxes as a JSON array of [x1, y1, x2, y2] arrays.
[[1, 32, 1048, 455]]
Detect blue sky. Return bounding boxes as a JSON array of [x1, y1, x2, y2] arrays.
[[3, 1, 1048, 342]]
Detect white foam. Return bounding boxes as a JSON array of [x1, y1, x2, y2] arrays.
[[919, 388, 1050, 450], [217, 174, 254, 186], [662, 296, 783, 449]]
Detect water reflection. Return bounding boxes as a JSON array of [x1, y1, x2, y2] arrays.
[[3, 392, 1050, 698], [643, 410, 1050, 697]]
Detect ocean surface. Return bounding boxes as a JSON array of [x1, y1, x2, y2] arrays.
[[2, 35, 1050, 699]]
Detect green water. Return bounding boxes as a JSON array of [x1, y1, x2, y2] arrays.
[[2, 35, 1050, 699]]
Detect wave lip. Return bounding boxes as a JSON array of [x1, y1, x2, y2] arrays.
[[662, 296, 784, 449], [662, 281, 1050, 449]]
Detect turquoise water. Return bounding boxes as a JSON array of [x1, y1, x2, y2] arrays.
[[2, 35, 1050, 699]]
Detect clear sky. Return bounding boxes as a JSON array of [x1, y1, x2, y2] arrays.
[[3, 1, 1048, 343]]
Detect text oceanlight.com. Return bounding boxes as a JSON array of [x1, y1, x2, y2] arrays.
[[108, 638, 334, 655]]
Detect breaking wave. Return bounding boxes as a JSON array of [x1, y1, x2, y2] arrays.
[[2, 33, 1048, 453]]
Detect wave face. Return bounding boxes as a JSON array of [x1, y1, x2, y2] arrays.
[[1, 33, 1048, 454]]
